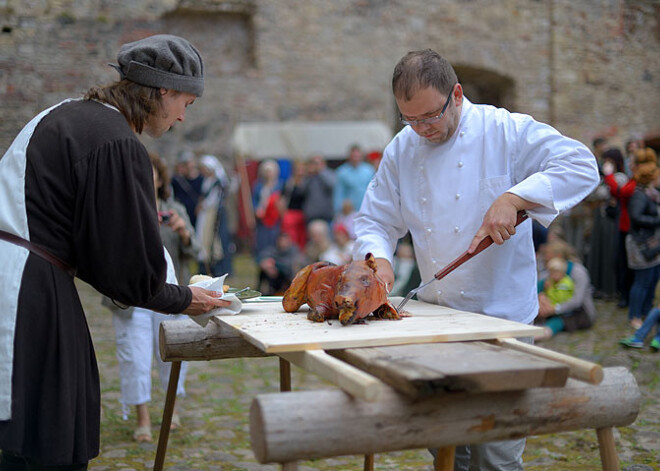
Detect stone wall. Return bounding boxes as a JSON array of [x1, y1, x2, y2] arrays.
[[1, 0, 658, 160]]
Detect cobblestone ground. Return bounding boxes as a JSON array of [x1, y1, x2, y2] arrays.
[[81, 255, 659, 471]]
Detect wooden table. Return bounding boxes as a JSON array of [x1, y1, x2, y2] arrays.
[[153, 298, 637, 471]]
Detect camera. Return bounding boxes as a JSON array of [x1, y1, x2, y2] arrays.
[[158, 211, 171, 223]]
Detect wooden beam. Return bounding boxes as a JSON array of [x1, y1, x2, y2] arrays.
[[363, 454, 374, 471], [153, 361, 182, 471], [159, 318, 271, 362], [279, 358, 291, 392], [495, 338, 603, 384], [329, 342, 569, 398], [596, 427, 620, 471], [435, 446, 455, 471], [278, 349, 389, 402], [249, 367, 639, 464]]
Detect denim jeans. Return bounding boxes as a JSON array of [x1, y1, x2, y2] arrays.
[[628, 264, 660, 320], [633, 307, 660, 343]]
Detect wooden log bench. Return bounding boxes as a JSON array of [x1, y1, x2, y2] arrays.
[[250, 366, 640, 471]]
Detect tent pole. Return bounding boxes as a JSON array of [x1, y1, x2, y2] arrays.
[[236, 152, 256, 246]]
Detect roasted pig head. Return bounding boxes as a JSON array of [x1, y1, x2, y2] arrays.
[[335, 253, 390, 325], [282, 253, 401, 326]]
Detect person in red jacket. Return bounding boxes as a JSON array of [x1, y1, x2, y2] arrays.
[[602, 148, 636, 308]]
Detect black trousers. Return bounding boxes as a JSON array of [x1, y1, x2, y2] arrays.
[[0, 452, 87, 471]]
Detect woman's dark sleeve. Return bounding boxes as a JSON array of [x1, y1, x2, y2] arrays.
[[72, 138, 191, 313], [629, 191, 660, 229]]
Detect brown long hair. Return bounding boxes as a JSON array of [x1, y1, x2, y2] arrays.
[[149, 152, 172, 201], [84, 79, 163, 134], [633, 147, 659, 186]]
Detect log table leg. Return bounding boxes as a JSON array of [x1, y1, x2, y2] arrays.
[[363, 454, 374, 471], [279, 359, 296, 470], [153, 361, 182, 471], [434, 446, 455, 471], [596, 427, 620, 471], [280, 357, 291, 392]]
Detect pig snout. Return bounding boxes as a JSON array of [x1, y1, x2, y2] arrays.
[[334, 273, 372, 309], [335, 272, 379, 325], [335, 287, 359, 325]]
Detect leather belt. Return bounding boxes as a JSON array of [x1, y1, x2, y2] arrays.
[[0, 229, 76, 277]]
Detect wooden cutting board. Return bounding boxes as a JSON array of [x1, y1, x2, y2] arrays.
[[328, 341, 569, 398], [215, 297, 544, 353]]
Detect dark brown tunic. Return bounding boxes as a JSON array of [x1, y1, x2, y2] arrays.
[[0, 100, 191, 465]]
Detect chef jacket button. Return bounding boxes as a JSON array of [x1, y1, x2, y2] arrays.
[[455, 193, 460, 199], [427, 228, 432, 233], [458, 161, 464, 167], [460, 131, 465, 137], [454, 226, 459, 232], [460, 290, 465, 296], [438, 290, 443, 295], [422, 197, 427, 203]]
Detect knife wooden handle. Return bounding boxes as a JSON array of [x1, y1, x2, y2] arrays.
[[433, 210, 528, 282]]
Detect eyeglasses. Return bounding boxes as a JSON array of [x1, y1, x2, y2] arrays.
[[399, 85, 455, 127]]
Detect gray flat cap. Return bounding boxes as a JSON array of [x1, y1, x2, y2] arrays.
[[112, 34, 204, 97]]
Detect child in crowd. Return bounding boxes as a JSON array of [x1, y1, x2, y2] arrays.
[[536, 257, 575, 339], [543, 258, 575, 307]]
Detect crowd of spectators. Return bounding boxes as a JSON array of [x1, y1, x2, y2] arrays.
[[166, 144, 383, 295], [537, 136, 660, 350]]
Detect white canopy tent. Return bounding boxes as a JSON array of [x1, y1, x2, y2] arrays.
[[231, 120, 393, 234], [231, 120, 393, 160]]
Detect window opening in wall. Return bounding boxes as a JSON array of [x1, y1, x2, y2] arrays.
[[454, 65, 515, 109], [163, 6, 255, 76]]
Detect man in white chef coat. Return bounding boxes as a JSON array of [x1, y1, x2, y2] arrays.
[[352, 49, 599, 470]]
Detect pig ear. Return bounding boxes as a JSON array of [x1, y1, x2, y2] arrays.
[[365, 253, 377, 271]]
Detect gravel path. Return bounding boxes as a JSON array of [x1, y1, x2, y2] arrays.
[[79, 257, 659, 471]]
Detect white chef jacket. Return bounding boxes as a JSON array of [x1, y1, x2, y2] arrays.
[[353, 98, 599, 324]]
